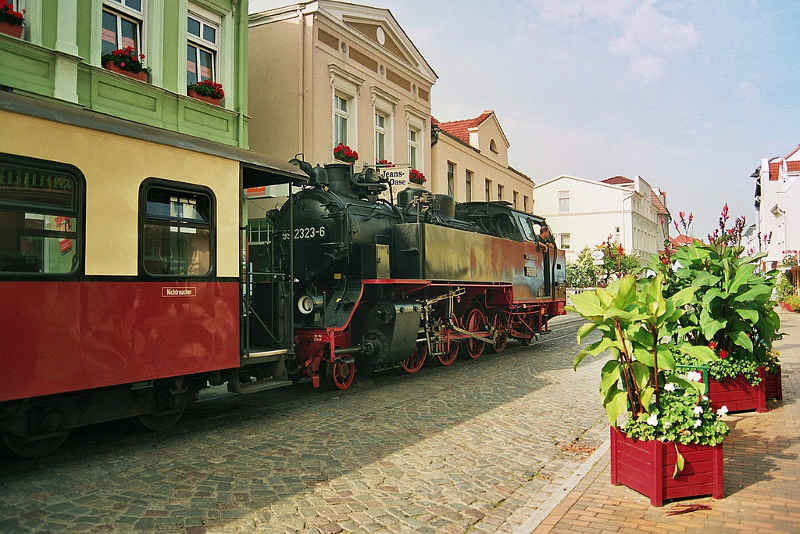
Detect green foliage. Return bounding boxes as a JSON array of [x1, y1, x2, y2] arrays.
[[784, 294, 800, 311], [780, 254, 798, 268], [776, 272, 794, 301], [566, 247, 597, 288], [624, 387, 729, 447], [596, 243, 641, 284], [569, 274, 725, 453], [653, 232, 781, 385]]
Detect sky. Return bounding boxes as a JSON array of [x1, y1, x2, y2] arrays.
[[348, 0, 799, 237]]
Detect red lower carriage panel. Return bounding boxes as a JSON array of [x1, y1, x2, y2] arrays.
[[610, 427, 723, 507], [0, 280, 239, 403], [708, 367, 781, 414]]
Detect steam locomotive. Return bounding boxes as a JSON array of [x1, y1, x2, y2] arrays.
[[272, 161, 566, 389]]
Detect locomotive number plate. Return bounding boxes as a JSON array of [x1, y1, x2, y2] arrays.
[[283, 226, 327, 240]]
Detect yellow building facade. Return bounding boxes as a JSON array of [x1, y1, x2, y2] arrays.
[[248, 1, 437, 181], [431, 111, 534, 212]]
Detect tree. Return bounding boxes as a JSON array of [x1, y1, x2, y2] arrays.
[[566, 247, 597, 288], [596, 240, 641, 283]]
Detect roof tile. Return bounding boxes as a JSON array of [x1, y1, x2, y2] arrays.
[[436, 111, 493, 144], [601, 175, 633, 185]]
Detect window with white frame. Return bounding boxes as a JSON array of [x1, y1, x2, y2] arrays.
[[334, 94, 351, 146], [465, 170, 473, 201], [560, 233, 571, 249], [447, 161, 455, 197], [558, 190, 570, 213], [102, 0, 144, 56], [375, 112, 387, 161], [187, 7, 220, 86], [408, 127, 419, 169]]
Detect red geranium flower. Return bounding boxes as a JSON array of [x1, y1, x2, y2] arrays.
[[719, 350, 729, 359], [708, 341, 717, 350]]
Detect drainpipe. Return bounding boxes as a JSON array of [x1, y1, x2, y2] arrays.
[[297, 8, 305, 157]]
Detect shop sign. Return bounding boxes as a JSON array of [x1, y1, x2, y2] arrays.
[[377, 166, 410, 202]]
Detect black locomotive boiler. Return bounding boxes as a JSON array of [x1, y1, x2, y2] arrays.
[[274, 161, 566, 389]]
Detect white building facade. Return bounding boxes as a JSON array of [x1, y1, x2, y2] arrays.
[[755, 145, 800, 269], [534, 175, 665, 263]]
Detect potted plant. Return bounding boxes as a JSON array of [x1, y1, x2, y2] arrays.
[[187, 80, 224, 106], [570, 274, 729, 506], [409, 168, 426, 186], [102, 46, 148, 82], [376, 159, 393, 167], [650, 204, 783, 413], [0, 0, 24, 39], [333, 143, 357, 163]]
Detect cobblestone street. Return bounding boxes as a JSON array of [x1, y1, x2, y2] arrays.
[[0, 316, 608, 533]]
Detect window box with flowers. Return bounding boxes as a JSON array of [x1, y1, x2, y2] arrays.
[[570, 274, 729, 506], [187, 80, 224, 107], [102, 46, 148, 82], [0, 0, 24, 39], [333, 143, 358, 164], [409, 168, 426, 186]]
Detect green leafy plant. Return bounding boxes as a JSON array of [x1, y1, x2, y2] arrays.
[[595, 238, 641, 284], [101, 46, 147, 73], [566, 247, 597, 288], [570, 274, 728, 474], [649, 204, 781, 386], [776, 273, 794, 302]]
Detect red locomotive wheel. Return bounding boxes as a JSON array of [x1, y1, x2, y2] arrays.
[[401, 343, 428, 373], [463, 308, 487, 360], [489, 311, 509, 353], [435, 313, 460, 366], [327, 359, 356, 390]]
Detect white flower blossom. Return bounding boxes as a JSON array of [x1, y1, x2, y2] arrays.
[[694, 419, 702, 428], [702, 395, 708, 401], [716, 406, 729, 416], [686, 371, 702, 382], [693, 405, 704, 415], [664, 383, 676, 392], [663, 421, 671, 429], [646, 413, 659, 426]]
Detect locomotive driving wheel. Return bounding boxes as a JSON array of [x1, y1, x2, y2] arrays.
[[1, 431, 70, 458], [434, 313, 460, 366], [401, 342, 428, 374], [138, 410, 185, 432], [488, 311, 509, 353], [463, 308, 488, 360], [326, 359, 356, 390]]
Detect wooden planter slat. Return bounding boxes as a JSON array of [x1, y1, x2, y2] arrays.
[[708, 366, 781, 413], [610, 427, 723, 507]]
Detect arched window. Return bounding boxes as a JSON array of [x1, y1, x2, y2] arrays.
[[490, 139, 498, 153]]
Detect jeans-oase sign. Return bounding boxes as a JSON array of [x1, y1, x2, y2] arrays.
[[377, 166, 417, 202]]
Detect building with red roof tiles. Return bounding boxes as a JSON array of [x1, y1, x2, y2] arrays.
[[755, 144, 800, 269], [431, 110, 533, 211], [534, 174, 668, 262]]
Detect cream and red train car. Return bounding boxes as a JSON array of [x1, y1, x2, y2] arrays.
[[0, 96, 300, 456]]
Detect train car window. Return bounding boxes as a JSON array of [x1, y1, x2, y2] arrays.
[[0, 154, 83, 276], [514, 213, 534, 241], [140, 180, 214, 277]]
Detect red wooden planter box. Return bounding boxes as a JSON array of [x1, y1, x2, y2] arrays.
[[0, 21, 23, 39], [610, 427, 723, 507], [708, 366, 781, 413], [102, 62, 148, 82], [188, 89, 222, 107]]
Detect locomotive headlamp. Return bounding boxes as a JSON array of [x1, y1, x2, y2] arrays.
[[298, 295, 314, 315]]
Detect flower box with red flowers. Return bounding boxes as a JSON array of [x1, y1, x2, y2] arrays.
[[409, 168, 426, 185], [101, 46, 148, 82], [333, 143, 358, 163], [0, 0, 25, 39], [376, 159, 394, 167], [187, 80, 224, 106], [610, 427, 723, 507]]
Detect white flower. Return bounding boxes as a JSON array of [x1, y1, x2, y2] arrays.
[[664, 421, 671, 429], [702, 395, 708, 401], [693, 405, 704, 415], [664, 383, 676, 392], [694, 419, 702, 428], [686, 371, 702, 382], [716, 406, 729, 416], [646, 413, 659, 426]]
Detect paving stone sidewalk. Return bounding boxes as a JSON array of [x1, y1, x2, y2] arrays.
[[529, 309, 800, 534]]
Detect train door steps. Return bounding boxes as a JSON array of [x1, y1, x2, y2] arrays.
[[196, 380, 294, 402]]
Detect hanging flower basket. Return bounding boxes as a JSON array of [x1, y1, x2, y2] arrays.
[[333, 143, 358, 163], [187, 80, 224, 106], [102, 46, 148, 82], [0, 1, 23, 38], [610, 427, 723, 507]]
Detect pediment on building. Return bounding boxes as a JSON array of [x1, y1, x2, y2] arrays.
[[316, 1, 437, 83]]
